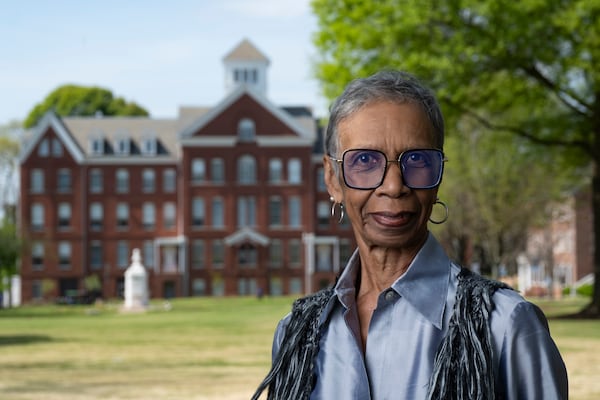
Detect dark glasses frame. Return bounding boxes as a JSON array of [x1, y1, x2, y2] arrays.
[[328, 148, 447, 190]]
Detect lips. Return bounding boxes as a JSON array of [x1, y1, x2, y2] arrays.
[[370, 211, 415, 228]]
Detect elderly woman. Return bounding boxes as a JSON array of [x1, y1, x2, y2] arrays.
[[253, 70, 568, 400]]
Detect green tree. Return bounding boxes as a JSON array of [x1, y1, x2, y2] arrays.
[[0, 122, 21, 212], [0, 219, 21, 308], [24, 85, 149, 128], [432, 121, 580, 277], [312, 0, 599, 315]]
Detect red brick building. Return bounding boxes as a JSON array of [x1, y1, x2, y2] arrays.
[[18, 39, 356, 302]]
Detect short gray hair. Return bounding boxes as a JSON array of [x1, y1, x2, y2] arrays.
[[324, 70, 445, 157]]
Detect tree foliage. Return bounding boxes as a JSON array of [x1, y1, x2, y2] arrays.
[[311, 0, 600, 315], [24, 85, 149, 128], [0, 219, 21, 308]]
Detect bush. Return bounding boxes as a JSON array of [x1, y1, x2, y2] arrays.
[[563, 283, 593, 297]]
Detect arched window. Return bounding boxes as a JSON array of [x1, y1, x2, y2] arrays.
[[237, 118, 256, 142], [237, 155, 256, 184]]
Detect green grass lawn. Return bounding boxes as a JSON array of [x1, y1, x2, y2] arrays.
[[0, 295, 598, 399]]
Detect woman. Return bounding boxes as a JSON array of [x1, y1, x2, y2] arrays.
[[253, 70, 568, 399]]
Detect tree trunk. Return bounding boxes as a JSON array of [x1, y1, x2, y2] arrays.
[[581, 167, 600, 317]]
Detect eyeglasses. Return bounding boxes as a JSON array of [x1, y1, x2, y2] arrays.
[[329, 148, 446, 190]]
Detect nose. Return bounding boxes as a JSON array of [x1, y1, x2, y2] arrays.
[[377, 161, 410, 196]]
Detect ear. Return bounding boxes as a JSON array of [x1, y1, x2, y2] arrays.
[[323, 155, 344, 202]]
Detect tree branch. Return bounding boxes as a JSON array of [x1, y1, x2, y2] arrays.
[[444, 96, 592, 154]]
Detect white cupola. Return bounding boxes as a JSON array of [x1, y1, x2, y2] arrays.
[[223, 38, 270, 96]]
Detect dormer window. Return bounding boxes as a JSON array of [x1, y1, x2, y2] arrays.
[[114, 129, 131, 155], [90, 138, 104, 155], [141, 137, 157, 156], [237, 118, 256, 142], [115, 137, 130, 155]]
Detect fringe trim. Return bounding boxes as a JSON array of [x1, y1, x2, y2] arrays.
[[253, 268, 510, 400], [426, 268, 510, 400], [251, 288, 333, 400]]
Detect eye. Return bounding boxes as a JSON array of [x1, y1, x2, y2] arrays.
[[345, 150, 384, 172], [404, 150, 432, 168]]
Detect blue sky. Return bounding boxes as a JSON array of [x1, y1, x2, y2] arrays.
[[0, 0, 327, 125]]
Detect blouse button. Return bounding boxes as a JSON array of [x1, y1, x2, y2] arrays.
[[384, 290, 397, 302]]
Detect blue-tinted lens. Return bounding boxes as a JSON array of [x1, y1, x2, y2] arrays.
[[342, 149, 387, 189], [399, 149, 444, 189]]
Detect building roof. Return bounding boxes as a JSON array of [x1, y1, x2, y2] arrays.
[[63, 116, 182, 160], [223, 38, 270, 64]]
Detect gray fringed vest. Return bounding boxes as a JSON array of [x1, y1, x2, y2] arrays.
[[252, 268, 510, 400]]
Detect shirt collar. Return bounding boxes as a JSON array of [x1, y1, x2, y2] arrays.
[[335, 233, 451, 329]]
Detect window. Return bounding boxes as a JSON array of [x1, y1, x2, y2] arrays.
[[90, 138, 104, 155], [192, 278, 207, 296], [141, 137, 156, 155], [288, 158, 302, 184], [31, 203, 44, 231], [163, 169, 176, 193], [89, 169, 103, 193], [191, 158, 206, 181], [163, 202, 176, 229], [116, 203, 129, 229], [237, 196, 256, 227], [32, 280, 43, 299], [234, 68, 258, 84], [38, 138, 49, 157], [212, 197, 224, 228], [30, 169, 44, 193], [116, 169, 129, 193], [237, 278, 257, 296], [142, 202, 155, 230], [117, 241, 129, 268], [269, 239, 282, 267], [269, 158, 283, 182], [238, 244, 257, 267], [211, 158, 225, 183], [237, 155, 256, 184], [317, 244, 332, 272], [90, 241, 102, 270], [317, 201, 330, 227], [58, 242, 71, 269], [269, 196, 282, 226], [31, 242, 44, 270], [57, 203, 71, 229], [269, 277, 283, 296], [212, 276, 225, 296], [289, 196, 301, 228], [115, 137, 130, 155], [51, 138, 63, 157], [289, 239, 301, 266], [212, 240, 224, 267], [90, 203, 103, 230], [57, 169, 72, 192], [237, 118, 256, 142], [191, 239, 205, 269], [142, 169, 155, 193], [289, 278, 303, 295], [192, 197, 205, 226], [317, 167, 326, 192], [143, 240, 154, 268]]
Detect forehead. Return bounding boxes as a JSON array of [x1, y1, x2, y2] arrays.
[[337, 101, 435, 151]]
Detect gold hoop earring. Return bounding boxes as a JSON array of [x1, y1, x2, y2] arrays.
[[330, 196, 345, 224], [429, 199, 448, 224]]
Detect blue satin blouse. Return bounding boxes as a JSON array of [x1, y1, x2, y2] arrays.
[[271, 234, 568, 399]]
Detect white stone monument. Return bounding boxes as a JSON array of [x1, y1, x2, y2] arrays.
[[123, 248, 149, 312]]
